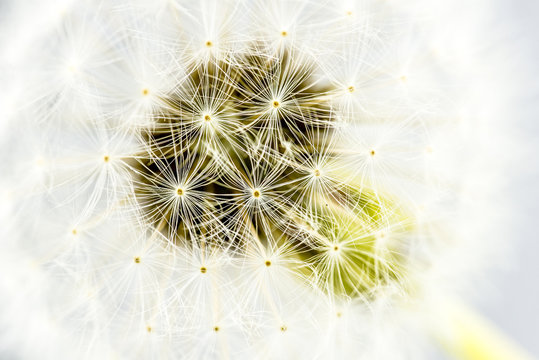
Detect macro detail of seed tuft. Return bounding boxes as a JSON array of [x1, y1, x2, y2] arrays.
[[133, 49, 409, 298]]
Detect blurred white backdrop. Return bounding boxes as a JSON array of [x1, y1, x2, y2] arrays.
[[459, 0, 539, 358]]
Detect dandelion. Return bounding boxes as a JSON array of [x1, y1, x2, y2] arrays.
[[0, 0, 532, 359]]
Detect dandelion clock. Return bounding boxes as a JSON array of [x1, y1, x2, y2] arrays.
[[0, 0, 533, 359]]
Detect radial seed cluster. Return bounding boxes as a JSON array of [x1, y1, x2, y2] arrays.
[[132, 48, 408, 297]]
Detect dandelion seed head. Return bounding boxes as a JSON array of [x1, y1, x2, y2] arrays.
[[0, 0, 498, 358]]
